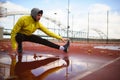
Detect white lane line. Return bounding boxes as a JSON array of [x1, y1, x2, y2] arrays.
[[70, 57, 120, 80]]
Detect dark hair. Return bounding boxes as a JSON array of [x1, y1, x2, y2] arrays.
[[38, 10, 43, 15]]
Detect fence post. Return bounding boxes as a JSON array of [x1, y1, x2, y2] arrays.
[[0, 26, 4, 40]]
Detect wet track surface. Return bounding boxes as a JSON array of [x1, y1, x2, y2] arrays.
[[0, 40, 120, 80]]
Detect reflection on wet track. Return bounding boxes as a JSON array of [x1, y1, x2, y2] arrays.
[[0, 51, 118, 80], [0, 52, 70, 80]]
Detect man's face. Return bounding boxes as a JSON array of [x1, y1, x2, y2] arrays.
[[36, 13, 42, 21]]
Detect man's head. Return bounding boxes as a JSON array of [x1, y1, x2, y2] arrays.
[[31, 8, 43, 21]]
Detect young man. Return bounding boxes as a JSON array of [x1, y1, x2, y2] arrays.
[[11, 8, 70, 54]]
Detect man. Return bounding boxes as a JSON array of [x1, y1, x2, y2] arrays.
[[11, 8, 70, 54]]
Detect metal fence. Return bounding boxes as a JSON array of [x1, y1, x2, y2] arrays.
[[0, 10, 120, 40]]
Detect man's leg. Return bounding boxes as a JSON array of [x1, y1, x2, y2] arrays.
[[15, 33, 24, 53], [16, 33, 70, 53], [15, 33, 60, 53], [26, 34, 70, 52], [26, 34, 60, 49]]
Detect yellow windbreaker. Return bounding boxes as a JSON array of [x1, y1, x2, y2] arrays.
[[11, 15, 62, 50]]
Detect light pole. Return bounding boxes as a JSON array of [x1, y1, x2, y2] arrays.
[[87, 12, 90, 43], [54, 12, 57, 33], [67, 0, 70, 38], [106, 10, 109, 44]]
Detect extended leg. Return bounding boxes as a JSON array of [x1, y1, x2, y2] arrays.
[[15, 33, 70, 53], [25, 34, 60, 49], [27, 35, 70, 52]]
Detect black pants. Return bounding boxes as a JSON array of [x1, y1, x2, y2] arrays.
[[15, 33, 60, 53]]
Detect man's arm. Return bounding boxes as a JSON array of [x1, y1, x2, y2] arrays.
[[38, 23, 68, 42], [38, 23, 62, 39]]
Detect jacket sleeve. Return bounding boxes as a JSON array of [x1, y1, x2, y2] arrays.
[[38, 22, 62, 40], [11, 17, 24, 50]]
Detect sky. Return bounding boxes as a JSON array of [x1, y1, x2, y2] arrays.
[[0, 0, 120, 39], [3, 0, 120, 11]]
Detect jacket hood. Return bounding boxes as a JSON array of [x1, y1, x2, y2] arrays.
[[31, 8, 43, 21]]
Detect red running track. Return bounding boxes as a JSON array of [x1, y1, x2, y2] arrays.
[[0, 39, 120, 80]]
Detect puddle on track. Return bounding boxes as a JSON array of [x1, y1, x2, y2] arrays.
[[0, 51, 112, 80]]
